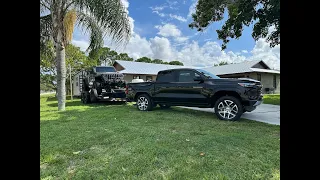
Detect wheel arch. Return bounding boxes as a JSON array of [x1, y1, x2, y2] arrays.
[[211, 90, 242, 106], [134, 92, 152, 102]]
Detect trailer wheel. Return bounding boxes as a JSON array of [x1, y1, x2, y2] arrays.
[[81, 91, 91, 104], [90, 90, 97, 103]]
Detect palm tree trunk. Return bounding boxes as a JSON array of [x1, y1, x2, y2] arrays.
[[55, 42, 66, 111], [51, 0, 67, 111]]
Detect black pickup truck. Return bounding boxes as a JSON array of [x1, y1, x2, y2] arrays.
[[126, 68, 263, 121]]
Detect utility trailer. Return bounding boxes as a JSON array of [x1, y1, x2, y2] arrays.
[[74, 66, 127, 104]]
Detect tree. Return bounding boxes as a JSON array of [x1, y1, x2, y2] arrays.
[[117, 53, 133, 61], [169, 61, 184, 66], [151, 59, 164, 64], [40, 0, 131, 111], [136, 57, 152, 63], [41, 44, 95, 95], [89, 47, 118, 66], [189, 0, 280, 50], [214, 61, 230, 66]]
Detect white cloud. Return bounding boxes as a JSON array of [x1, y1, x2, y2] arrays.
[[188, 0, 198, 18], [249, 38, 280, 70], [123, 34, 154, 59], [155, 24, 181, 37], [167, 0, 179, 10], [169, 14, 187, 22], [120, 0, 129, 9], [153, 10, 166, 17], [71, 40, 89, 51], [241, 50, 248, 53], [174, 36, 189, 43], [150, 5, 167, 11], [150, 36, 172, 60]]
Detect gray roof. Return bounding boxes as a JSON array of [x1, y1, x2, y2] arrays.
[[201, 60, 280, 75], [114, 60, 280, 76], [114, 60, 194, 75]]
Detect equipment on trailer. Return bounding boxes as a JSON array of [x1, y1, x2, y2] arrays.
[[79, 66, 127, 104]]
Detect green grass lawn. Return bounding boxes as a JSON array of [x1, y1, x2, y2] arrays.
[[263, 94, 280, 105], [40, 95, 280, 180]]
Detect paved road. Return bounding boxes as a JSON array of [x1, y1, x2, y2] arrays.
[[180, 104, 280, 125]]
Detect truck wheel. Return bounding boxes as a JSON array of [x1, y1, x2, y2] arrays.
[[82, 92, 91, 104], [214, 96, 243, 121], [136, 94, 153, 111], [159, 104, 171, 109], [90, 90, 97, 103]]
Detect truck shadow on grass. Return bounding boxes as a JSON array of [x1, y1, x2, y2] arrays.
[[47, 100, 127, 107], [44, 100, 262, 126]]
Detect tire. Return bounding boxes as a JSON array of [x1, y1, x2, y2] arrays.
[[214, 96, 243, 121], [159, 104, 171, 109], [136, 94, 153, 111], [90, 89, 97, 103], [81, 91, 91, 104]]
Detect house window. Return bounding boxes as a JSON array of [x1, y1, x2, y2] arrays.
[[133, 75, 140, 79], [146, 76, 152, 81], [257, 73, 261, 81], [76, 82, 78, 86], [273, 75, 277, 88]]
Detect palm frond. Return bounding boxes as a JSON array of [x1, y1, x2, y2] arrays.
[[76, 11, 104, 52], [40, 14, 53, 50], [64, 10, 77, 43], [74, 0, 131, 48]]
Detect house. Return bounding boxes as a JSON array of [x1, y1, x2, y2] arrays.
[[201, 60, 280, 94], [113, 60, 192, 82]]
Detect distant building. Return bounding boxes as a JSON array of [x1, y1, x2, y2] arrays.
[[201, 60, 280, 94]]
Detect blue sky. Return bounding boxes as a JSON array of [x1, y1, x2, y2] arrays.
[[72, 0, 280, 69]]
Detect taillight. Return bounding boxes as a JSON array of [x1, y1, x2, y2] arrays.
[[125, 85, 128, 94]]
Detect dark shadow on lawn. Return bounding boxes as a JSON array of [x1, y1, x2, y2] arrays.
[[46, 96, 79, 102], [47, 100, 127, 107], [43, 99, 261, 126]]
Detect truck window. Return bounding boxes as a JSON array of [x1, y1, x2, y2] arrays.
[[157, 71, 175, 82], [178, 70, 199, 82]]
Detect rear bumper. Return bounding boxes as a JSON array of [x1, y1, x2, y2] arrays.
[[99, 97, 127, 101], [97, 91, 127, 101]]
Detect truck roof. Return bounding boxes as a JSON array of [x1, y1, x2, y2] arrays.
[[159, 68, 197, 73]]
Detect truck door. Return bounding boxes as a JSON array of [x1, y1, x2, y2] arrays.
[[172, 69, 208, 105], [153, 70, 178, 103]]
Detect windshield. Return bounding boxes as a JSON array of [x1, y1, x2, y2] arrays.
[[96, 67, 116, 72], [196, 69, 220, 79]]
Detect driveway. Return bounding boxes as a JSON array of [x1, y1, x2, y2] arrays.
[[180, 104, 280, 125]]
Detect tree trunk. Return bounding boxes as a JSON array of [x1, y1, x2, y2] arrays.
[[52, 2, 66, 111], [55, 43, 66, 111]]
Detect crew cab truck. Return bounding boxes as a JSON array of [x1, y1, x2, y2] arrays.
[[126, 68, 263, 121], [81, 66, 127, 104]]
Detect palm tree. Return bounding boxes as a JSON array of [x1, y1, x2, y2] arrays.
[[40, 0, 131, 111]]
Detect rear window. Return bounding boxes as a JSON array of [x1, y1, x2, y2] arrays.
[[157, 71, 175, 82], [96, 67, 116, 72]]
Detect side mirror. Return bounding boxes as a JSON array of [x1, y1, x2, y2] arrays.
[[194, 76, 204, 82]]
